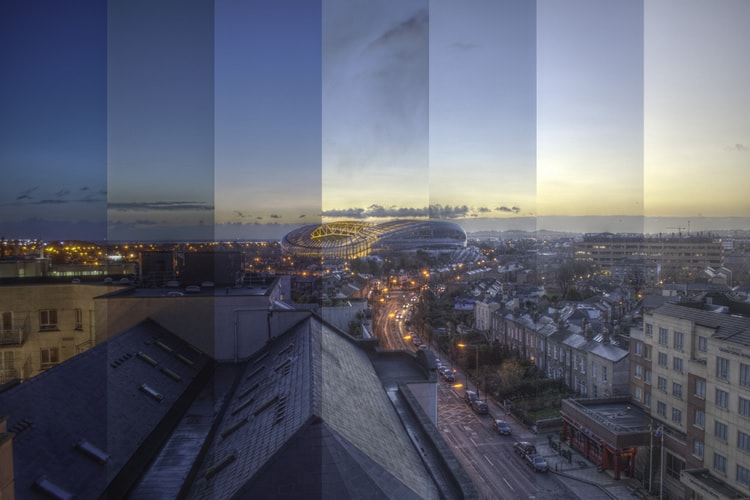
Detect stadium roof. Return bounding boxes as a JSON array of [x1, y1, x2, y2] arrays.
[[281, 219, 467, 259]]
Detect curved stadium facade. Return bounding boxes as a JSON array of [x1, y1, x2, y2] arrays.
[[281, 219, 467, 260]]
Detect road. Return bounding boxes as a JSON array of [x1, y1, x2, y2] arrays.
[[436, 380, 578, 500], [373, 293, 581, 499]]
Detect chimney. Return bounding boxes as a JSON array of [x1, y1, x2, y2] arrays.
[[603, 327, 610, 344]]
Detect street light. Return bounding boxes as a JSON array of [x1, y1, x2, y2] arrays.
[[457, 343, 480, 399]]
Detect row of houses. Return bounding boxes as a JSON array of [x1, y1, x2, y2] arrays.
[[468, 275, 750, 499]]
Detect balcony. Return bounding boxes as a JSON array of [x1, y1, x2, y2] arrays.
[[0, 327, 25, 346], [0, 367, 20, 384]]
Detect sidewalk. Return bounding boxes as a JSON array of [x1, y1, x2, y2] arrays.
[[535, 439, 650, 499], [475, 380, 652, 500]]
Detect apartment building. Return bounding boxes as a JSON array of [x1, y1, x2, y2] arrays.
[[0, 283, 120, 384], [575, 233, 723, 284], [632, 303, 750, 499]]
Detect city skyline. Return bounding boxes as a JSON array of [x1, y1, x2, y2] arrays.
[[1, 0, 748, 242]]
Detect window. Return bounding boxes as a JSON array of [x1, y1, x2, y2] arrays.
[[740, 397, 750, 418], [694, 409, 705, 428], [739, 465, 750, 488], [715, 421, 728, 442], [635, 387, 642, 401], [716, 388, 729, 409], [646, 323, 653, 337], [698, 336, 707, 352], [738, 431, 750, 453], [644, 345, 652, 361], [39, 309, 58, 331], [740, 363, 750, 388], [674, 331, 684, 350], [658, 376, 667, 391], [658, 327, 668, 345], [693, 439, 704, 459], [644, 392, 651, 407], [645, 369, 652, 384], [635, 364, 643, 379], [40, 347, 59, 369], [716, 357, 730, 381], [635, 341, 643, 357], [1, 311, 13, 332], [74, 308, 83, 330], [673, 382, 683, 399], [658, 352, 668, 367], [1, 351, 16, 372], [657, 401, 667, 417], [672, 407, 682, 424], [714, 453, 727, 474], [673, 357, 683, 373], [695, 378, 706, 399], [602, 366, 607, 382], [592, 363, 597, 378], [665, 453, 684, 480]]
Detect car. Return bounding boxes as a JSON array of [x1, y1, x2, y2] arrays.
[[526, 454, 549, 472], [412, 336, 422, 346], [493, 419, 511, 435], [440, 367, 455, 382], [470, 400, 489, 415], [513, 441, 537, 457], [463, 390, 478, 405]]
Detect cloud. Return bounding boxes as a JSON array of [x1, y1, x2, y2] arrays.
[[730, 143, 748, 152], [16, 186, 39, 200], [55, 189, 70, 198], [269, 214, 281, 219], [108, 201, 214, 212], [234, 210, 247, 218], [299, 214, 306, 218], [322, 203, 523, 220], [495, 206, 521, 213]]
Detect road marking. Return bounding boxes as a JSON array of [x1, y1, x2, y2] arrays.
[[484, 454, 493, 466], [503, 478, 514, 491], [470, 437, 478, 447]]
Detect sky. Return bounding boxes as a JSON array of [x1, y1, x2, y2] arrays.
[[0, 0, 748, 242]]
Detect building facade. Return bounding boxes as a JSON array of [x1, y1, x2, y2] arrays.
[[631, 303, 750, 499]]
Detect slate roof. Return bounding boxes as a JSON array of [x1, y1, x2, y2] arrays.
[[185, 316, 438, 499], [651, 303, 750, 347], [1, 312, 467, 500], [0, 319, 212, 499]]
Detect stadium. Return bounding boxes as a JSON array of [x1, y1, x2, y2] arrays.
[[281, 219, 467, 260]]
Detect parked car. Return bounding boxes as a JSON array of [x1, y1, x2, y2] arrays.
[[463, 390, 478, 405], [470, 400, 489, 415], [526, 453, 549, 472], [493, 419, 511, 435], [513, 441, 537, 457]]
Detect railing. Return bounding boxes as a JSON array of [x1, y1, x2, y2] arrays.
[[0, 367, 20, 384], [0, 327, 24, 346], [76, 339, 94, 353]]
